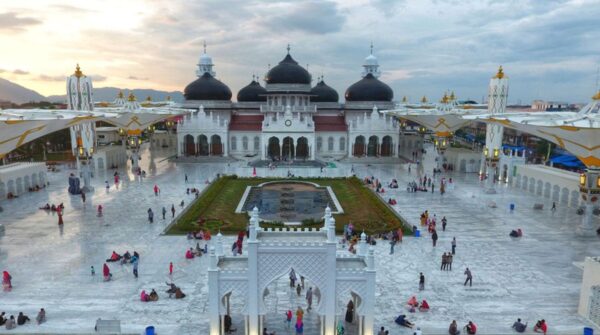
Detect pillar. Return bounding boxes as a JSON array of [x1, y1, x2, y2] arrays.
[[247, 208, 260, 335], [363, 247, 376, 335], [324, 240, 337, 335], [208, 247, 221, 335]]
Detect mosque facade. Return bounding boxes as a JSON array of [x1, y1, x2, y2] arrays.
[[177, 45, 408, 161]]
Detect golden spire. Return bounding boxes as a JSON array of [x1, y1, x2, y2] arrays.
[[166, 95, 172, 101], [74, 64, 83, 78], [494, 65, 505, 79], [450, 91, 456, 101], [441, 92, 449, 104], [117, 91, 124, 99], [128, 92, 136, 102], [593, 90, 600, 100], [146, 96, 152, 101], [402, 96, 408, 103], [421, 96, 428, 103]]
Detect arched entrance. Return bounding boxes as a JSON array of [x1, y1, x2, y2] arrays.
[[367, 136, 379, 157], [198, 135, 209, 156], [211, 135, 223, 156], [296, 137, 309, 160], [268, 137, 280, 159], [353, 136, 365, 157], [282, 137, 294, 160], [381, 136, 392, 157], [184, 134, 195, 156]]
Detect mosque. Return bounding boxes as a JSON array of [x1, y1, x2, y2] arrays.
[[177, 45, 411, 161]]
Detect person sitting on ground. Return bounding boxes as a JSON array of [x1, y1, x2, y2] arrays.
[[407, 296, 419, 308], [464, 321, 477, 335], [148, 289, 159, 301], [36, 308, 46, 324], [165, 282, 177, 297], [512, 318, 527, 333], [5, 315, 16, 330], [394, 314, 414, 328], [378, 326, 386, 335], [448, 320, 459, 335], [121, 251, 132, 264], [51, 204, 57, 211], [17, 312, 30, 325], [40, 203, 50, 210], [106, 251, 121, 262], [509, 229, 523, 238], [224, 314, 236, 333], [0, 312, 5, 326], [186, 232, 194, 240], [263, 327, 276, 335], [174, 287, 186, 299], [185, 248, 195, 259], [140, 290, 149, 302], [419, 299, 430, 312], [194, 242, 203, 256], [533, 319, 547, 334]]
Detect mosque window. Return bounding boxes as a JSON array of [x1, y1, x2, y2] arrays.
[[340, 137, 346, 151], [328, 137, 334, 151], [243, 136, 249, 150], [254, 136, 260, 150], [317, 137, 323, 152], [231, 137, 237, 150]]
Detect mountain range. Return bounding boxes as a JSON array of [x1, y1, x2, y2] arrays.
[[0, 77, 184, 104]]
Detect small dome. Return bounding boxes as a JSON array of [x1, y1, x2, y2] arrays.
[[364, 54, 378, 66], [199, 53, 212, 65], [310, 80, 339, 102], [345, 73, 393, 102], [237, 79, 267, 102], [266, 53, 311, 84], [184, 72, 232, 101]]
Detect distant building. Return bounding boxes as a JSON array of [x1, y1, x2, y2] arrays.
[[531, 100, 571, 111]]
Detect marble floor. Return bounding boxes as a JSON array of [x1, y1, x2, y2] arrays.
[[0, 144, 599, 334]]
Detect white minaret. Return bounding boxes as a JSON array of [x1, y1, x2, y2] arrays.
[[482, 66, 509, 185], [67, 64, 96, 192], [196, 41, 216, 77], [361, 42, 381, 78]]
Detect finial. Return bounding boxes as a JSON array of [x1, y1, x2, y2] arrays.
[[402, 96, 408, 103], [450, 91, 456, 101], [117, 90, 124, 99], [128, 92, 136, 102], [166, 95, 171, 101], [203, 40, 207, 54], [421, 96, 428, 103], [441, 92, 449, 104], [370, 41, 373, 55], [287, 43, 290, 54], [592, 90, 600, 100], [146, 96, 152, 102], [74, 64, 83, 78], [494, 65, 505, 79]]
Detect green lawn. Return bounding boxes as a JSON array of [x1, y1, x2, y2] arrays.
[[166, 176, 409, 235]]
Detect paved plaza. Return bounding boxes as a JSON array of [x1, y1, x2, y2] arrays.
[[0, 144, 599, 334]]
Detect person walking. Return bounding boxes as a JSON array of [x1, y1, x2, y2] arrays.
[[153, 184, 160, 196], [132, 257, 139, 278], [296, 284, 302, 297], [185, 174, 188, 183], [306, 287, 313, 311], [285, 310, 292, 329], [147, 208, 154, 223], [171, 204, 175, 218], [551, 202, 556, 212], [441, 253, 447, 271], [91, 266, 95, 276], [169, 262, 173, 275], [464, 267, 473, 287], [442, 216, 447, 231], [431, 182, 435, 193], [389, 239, 396, 254], [162, 207, 167, 220], [451, 237, 456, 255], [432, 229, 438, 247], [2, 271, 12, 290], [419, 272, 425, 291], [81, 191, 86, 204], [447, 253, 453, 271]]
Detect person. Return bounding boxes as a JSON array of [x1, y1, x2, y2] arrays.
[[442, 216, 447, 231], [414, 327, 423, 335], [148, 208, 154, 223], [153, 184, 160, 196], [432, 229, 438, 247], [132, 257, 139, 278], [296, 306, 304, 322], [464, 268, 473, 286], [174, 287, 186, 299], [97, 204, 103, 216], [224, 314, 236, 333], [464, 321, 477, 334], [17, 312, 30, 325], [180, 200, 185, 207], [105, 180, 110, 191], [509, 229, 521, 237], [185, 248, 195, 259], [512, 318, 527, 333], [171, 204, 176, 217], [533, 319, 547, 334], [103, 263, 111, 281], [2, 271, 12, 290], [419, 272, 425, 291], [345, 300, 354, 323], [296, 284, 301, 297], [185, 174, 188, 183], [285, 310, 292, 329], [169, 262, 173, 275], [289, 269, 297, 287], [162, 207, 167, 220], [551, 202, 556, 212], [140, 290, 149, 302], [0, 312, 5, 326], [295, 319, 304, 335], [148, 289, 159, 301], [306, 287, 313, 311], [407, 296, 419, 308], [390, 238, 396, 254], [91, 266, 95, 276], [418, 299, 430, 312], [106, 251, 121, 262], [5, 315, 16, 330], [263, 327, 276, 335], [449, 320, 460, 335], [447, 253, 453, 271], [441, 253, 448, 271], [394, 314, 414, 328], [81, 191, 86, 203], [378, 327, 386, 335], [121, 251, 132, 264], [452, 237, 457, 255]]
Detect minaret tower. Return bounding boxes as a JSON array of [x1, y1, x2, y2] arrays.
[[361, 42, 381, 78], [67, 64, 95, 192], [481, 66, 509, 189], [196, 41, 216, 77]]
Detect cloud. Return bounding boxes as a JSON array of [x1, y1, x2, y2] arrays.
[[50, 5, 94, 13], [90, 75, 107, 82], [0, 12, 41, 32], [39, 74, 65, 81], [128, 75, 149, 81], [13, 69, 29, 75], [264, 1, 346, 34]]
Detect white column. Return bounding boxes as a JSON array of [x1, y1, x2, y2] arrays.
[[208, 247, 220, 335], [324, 240, 337, 335], [363, 247, 376, 335], [247, 208, 260, 335]]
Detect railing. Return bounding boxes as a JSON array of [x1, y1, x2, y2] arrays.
[[260, 105, 317, 113]]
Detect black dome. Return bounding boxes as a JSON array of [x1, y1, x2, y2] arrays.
[[184, 72, 232, 101], [344, 73, 394, 102], [237, 80, 267, 102], [266, 54, 311, 84], [310, 80, 339, 102]]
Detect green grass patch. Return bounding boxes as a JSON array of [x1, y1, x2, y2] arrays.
[[166, 176, 409, 235]]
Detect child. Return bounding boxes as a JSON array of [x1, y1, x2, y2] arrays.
[[91, 266, 95, 276], [285, 310, 292, 329]]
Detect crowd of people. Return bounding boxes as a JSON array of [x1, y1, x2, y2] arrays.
[[0, 309, 46, 329]]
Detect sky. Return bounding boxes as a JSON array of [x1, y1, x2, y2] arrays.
[[0, 0, 599, 104]]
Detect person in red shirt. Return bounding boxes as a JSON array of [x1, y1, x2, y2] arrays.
[[533, 319, 547, 334], [464, 321, 477, 334]]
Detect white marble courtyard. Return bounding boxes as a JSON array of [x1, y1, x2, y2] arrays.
[[0, 145, 599, 335]]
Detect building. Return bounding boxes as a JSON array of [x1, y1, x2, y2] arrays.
[[177, 45, 411, 161], [531, 100, 571, 111]]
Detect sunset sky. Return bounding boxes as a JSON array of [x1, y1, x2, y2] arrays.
[[1, 0, 599, 103]]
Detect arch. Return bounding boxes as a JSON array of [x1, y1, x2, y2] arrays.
[[561, 187, 569, 204], [211, 135, 223, 156], [529, 178, 536, 193], [184, 134, 195, 156], [353, 136, 365, 156], [39, 172, 45, 185], [282, 137, 294, 159], [231, 136, 237, 151], [97, 157, 105, 170], [536, 180, 543, 195], [367, 136, 379, 157], [16, 177, 23, 195], [7, 180, 15, 196], [328, 137, 334, 152], [31, 173, 38, 187], [24, 175, 31, 190], [296, 137, 308, 159], [198, 135, 209, 156], [268, 137, 280, 159], [543, 182, 552, 198], [381, 135, 393, 157], [552, 185, 560, 201], [317, 137, 323, 152], [254, 136, 260, 151], [0, 181, 5, 199], [459, 159, 466, 172], [570, 190, 579, 207], [259, 266, 323, 314], [339, 137, 346, 152], [242, 136, 249, 151], [522, 176, 528, 190]]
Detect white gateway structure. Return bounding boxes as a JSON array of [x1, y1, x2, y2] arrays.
[[208, 207, 376, 335], [177, 45, 406, 161]]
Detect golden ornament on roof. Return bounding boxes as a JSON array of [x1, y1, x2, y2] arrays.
[[440, 93, 449, 104], [494, 66, 505, 79], [402, 96, 408, 103], [592, 90, 600, 100], [421, 96, 428, 103], [450, 91, 456, 101], [128, 93, 136, 102], [118, 91, 124, 99], [146, 96, 152, 101], [74, 64, 83, 78]]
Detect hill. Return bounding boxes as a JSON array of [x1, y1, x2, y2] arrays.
[[0, 77, 46, 104]]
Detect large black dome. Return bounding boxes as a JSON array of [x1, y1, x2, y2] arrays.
[[310, 80, 339, 102], [237, 79, 267, 102], [344, 73, 393, 102], [266, 53, 311, 84], [184, 72, 232, 101]]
